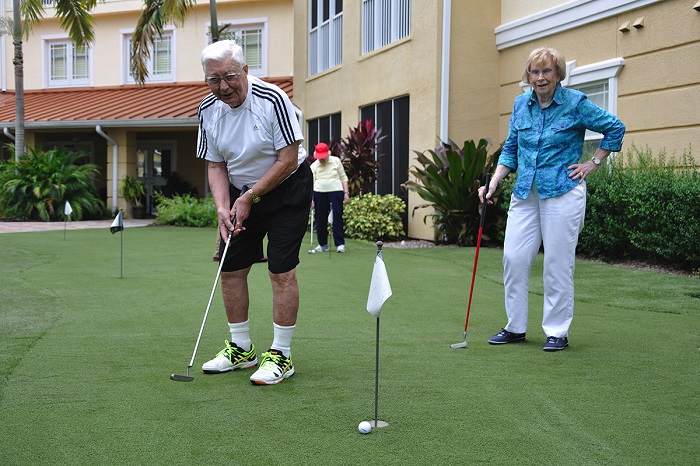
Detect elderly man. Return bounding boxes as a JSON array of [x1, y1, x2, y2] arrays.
[[196, 40, 312, 385]]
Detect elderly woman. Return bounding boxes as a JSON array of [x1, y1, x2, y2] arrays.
[[309, 142, 350, 253], [479, 47, 625, 351]]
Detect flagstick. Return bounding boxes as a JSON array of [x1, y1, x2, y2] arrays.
[[120, 223, 123, 279], [64, 217, 67, 241], [374, 315, 381, 427], [372, 241, 388, 429]]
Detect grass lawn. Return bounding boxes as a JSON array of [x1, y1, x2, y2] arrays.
[[1, 226, 698, 465]]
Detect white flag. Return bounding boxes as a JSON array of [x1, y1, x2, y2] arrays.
[[366, 250, 392, 317], [110, 211, 124, 234], [64, 201, 73, 216]]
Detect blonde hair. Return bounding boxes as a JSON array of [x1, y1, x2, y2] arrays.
[[521, 47, 566, 83]]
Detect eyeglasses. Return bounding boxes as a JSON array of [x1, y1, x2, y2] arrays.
[[205, 72, 242, 87], [528, 68, 554, 77]]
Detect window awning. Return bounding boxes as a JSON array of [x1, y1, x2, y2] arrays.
[[0, 78, 294, 130]]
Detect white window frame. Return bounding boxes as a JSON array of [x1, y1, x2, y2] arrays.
[[308, 0, 343, 76], [495, 0, 663, 50], [121, 27, 176, 84], [206, 18, 268, 77], [42, 34, 92, 88], [361, 0, 411, 55]]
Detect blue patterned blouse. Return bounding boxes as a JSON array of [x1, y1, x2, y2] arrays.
[[499, 84, 626, 199]]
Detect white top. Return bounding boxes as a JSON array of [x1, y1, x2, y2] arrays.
[[310, 156, 348, 192], [196, 75, 306, 189]]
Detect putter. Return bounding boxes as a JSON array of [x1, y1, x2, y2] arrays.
[[451, 173, 491, 349], [171, 212, 239, 381]]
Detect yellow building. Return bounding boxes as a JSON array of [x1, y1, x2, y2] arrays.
[[1, 0, 698, 240], [294, 0, 700, 240], [0, 0, 296, 217]]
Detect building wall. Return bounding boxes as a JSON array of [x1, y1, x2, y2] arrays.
[[497, 0, 700, 160], [7, 0, 294, 90], [294, 0, 444, 240]]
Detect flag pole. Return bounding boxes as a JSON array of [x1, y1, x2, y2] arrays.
[[120, 213, 123, 279], [374, 314, 381, 427], [63, 201, 72, 241], [372, 241, 388, 429]]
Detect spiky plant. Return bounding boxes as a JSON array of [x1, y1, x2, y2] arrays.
[[403, 138, 505, 246], [340, 119, 386, 197]]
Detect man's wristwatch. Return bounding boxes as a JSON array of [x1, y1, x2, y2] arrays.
[[591, 156, 602, 166], [247, 188, 261, 203]]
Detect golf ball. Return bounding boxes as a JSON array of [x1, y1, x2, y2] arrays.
[[358, 421, 371, 434]]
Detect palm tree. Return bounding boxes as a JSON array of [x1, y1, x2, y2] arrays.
[[3, 0, 96, 160], [131, 0, 199, 85]]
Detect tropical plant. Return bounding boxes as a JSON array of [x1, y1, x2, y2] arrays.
[[340, 119, 386, 197], [120, 175, 146, 207], [131, 0, 196, 84], [343, 193, 406, 241], [0, 146, 104, 221], [0, 0, 96, 159], [403, 138, 505, 246]]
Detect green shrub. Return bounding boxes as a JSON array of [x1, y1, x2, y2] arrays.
[[343, 193, 406, 241], [0, 146, 104, 221], [579, 144, 700, 271], [153, 193, 217, 227], [403, 139, 505, 245]]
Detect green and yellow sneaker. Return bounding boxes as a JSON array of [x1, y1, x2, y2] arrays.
[[249, 349, 295, 385], [202, 341, 257, 374]]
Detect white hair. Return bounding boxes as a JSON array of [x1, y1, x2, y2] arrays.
[[200, 40, 246, 72]]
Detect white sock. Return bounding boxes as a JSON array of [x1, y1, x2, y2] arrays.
[[270, 323, 295, 357], [228, 321, 251, 352]]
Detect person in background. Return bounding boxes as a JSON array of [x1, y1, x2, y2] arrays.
[[196, 40, 312, 384], [479, 47, 625, 351], [309, 142, 349, 253]]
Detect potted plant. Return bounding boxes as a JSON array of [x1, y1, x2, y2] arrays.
[[120, 175, 147, 219]]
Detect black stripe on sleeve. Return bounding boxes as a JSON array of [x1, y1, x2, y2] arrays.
[[196, 94, 218, 159], [251, 83, 296, 147]]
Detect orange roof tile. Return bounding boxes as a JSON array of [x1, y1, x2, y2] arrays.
[[0, 77, 294, 129]]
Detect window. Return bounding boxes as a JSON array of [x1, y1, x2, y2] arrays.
[[208, 20, 268, 77], [362, 0, 411, 54], [123, 29, 175, 83], [572, 81, 609, 141], [45, 39, 91, 87], [360, 96, 409, 202], [307, 113, 342, 153], [309, 0, 343, 75]]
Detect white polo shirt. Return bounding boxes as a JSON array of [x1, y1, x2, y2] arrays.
[[196, 75, 306, 190]]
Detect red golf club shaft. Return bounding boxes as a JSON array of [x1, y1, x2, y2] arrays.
[[462, 173, 490, 333], [463, 226, 483, 332]]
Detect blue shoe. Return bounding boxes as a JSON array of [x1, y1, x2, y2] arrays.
[[488, 328, 526, 345], [543, 336, 568, 351]]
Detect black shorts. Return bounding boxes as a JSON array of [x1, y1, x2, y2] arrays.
[[220, 162, 313, 274]]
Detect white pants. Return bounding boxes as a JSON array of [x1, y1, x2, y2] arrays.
[[502, 182, 586, 338]]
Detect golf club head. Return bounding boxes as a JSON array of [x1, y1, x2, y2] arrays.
[[450, 340, 468, 349], [170, 374, 194, 382]]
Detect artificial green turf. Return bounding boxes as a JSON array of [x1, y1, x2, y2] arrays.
[[0, 226, 698, 465]]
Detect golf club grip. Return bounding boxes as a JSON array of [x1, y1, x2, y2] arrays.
[[479, 173, 491, 227]]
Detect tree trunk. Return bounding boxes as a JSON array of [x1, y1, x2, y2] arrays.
[[12, 0, 24, 160]]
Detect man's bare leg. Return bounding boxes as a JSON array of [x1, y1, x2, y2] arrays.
[[270, 269, 299, 326], [221, 268, 251, 323]]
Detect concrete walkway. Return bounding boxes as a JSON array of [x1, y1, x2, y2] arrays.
[[0, 219, 155, 233]]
